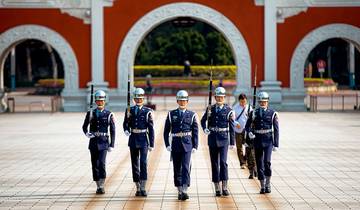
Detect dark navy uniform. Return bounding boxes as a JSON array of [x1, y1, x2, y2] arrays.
[[245, 107, 279, 182], [164, 109, 198, 188], [201, 104, 235, 183], [123, 105, 154, 183], [82, 109, 115, 181]]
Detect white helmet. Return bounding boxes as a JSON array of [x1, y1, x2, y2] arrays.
[[133, 88, 145, 99], [94, 90, 106, 101], [257, 91, 269, 102], [215, 87, 226, 97], [176, 90, 189, 101]]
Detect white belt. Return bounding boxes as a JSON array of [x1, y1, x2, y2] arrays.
[[254, 129, 272, 134], [171, 132, 192, 137], [209, 127, 229, 132], [132, 129, 147, 134], [93, 132, 108, 137]]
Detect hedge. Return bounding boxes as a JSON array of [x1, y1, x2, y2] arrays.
[[134, 65, 236, 78], [304, 78, 336, 87]]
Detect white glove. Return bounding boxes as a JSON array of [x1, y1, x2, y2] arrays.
[[85, 132, 95, 139], [248, 132, 256, 139], [192, 148, 197, 153], [166, 146, 172, 152], [204, 128, 210, 135], [229, 145, 236, 150], [124, 130, 131, 136], [272, 147, 278, 152], [108, 147, 114, 152], [148, 147, 154, 152]]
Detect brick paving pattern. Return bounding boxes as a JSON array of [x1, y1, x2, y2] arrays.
[[0, 111, 360, 209]]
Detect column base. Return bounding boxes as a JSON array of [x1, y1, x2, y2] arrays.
[[0, 91, 7, 113], [260, 80, 282, 110], [62, 89, 87, 112], [281, 88, 307, 111]]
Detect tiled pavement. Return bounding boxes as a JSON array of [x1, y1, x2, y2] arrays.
[[0, 111, 360, 209]]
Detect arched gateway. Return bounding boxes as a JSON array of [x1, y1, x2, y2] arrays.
[[0, 24, 80, 112], [117, 2, 252, 106], [291, 23, 360, 91]]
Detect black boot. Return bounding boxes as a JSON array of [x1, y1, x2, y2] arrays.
[[214, 182, 221, 196], [135, 182, 141, 196], [260, 180, 266, 194], [140, 180, 147, 196], [177, 186, 183, 200], [95, 181, 101, 194], [265, 176, 271, 193], [98, 179, 105, 194], [181, 185, 189, 200], [222, 181, 229, 196]]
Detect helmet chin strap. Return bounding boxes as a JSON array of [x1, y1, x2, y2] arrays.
[[97, 104, 105, 109], [259, 104, 267, 108], [178, 105, 187, 109], [216, 101, 224, 105], [136, 102, 144, 106]]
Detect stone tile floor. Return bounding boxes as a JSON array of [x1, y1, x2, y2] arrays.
[[0, 111, 360, 209]]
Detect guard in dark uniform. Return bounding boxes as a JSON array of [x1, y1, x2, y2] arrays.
[[164, 90, 198, 201], [123, 87, 154, 197], [201, 87, 235, 196], [82, 90, 115, 194], [245, 91, 279, 194]]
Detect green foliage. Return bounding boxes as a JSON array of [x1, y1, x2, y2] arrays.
[[135, 21, 234, 65], [134, 65, 236, 78]]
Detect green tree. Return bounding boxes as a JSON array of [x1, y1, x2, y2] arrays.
[[135, 21, 234, 65], [206, 32, 234, 65]]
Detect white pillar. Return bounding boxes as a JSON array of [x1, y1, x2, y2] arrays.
[[349, 43, 355, 88], [261, 0, 282, 108], [0, 52, 8, 112], [90, 0, 108, 90]]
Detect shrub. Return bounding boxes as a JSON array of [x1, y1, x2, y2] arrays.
[[134, 65, 236, 78], [36, 79, 64, 88]]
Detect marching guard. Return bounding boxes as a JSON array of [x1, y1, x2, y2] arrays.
[[163, 90, 199, 201], [245, 91, 279, 194], [201, 87, 235, 196], [123, 87, 155, 196], [82, 90, 115, 194]]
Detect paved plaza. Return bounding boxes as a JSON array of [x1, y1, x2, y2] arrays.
[[0, 111, 360, 209]]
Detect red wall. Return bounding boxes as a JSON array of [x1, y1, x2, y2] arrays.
[[0, 9, 90, 88], [104, 0, 264, 87], [2, 2, 358, 89], [278, 7, 360, 87]]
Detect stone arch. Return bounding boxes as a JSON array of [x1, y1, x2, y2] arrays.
[[290, 23, 360, 91], [117, 2, 252, 96], [0, 24, 79, 93]]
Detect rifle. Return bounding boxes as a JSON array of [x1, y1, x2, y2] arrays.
[[206, 60, 213, 129], [249, 65, 258, 176], [126, 71, 131, 122], [252, 65, 257, 109], [89, 84, 94, 122]]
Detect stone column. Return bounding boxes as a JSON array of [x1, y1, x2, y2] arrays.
[[261, 0, 282, 108], [0, 56, 7, 112], [88, 0, 109, 107], [90, 0, 108, 90], [349, 43, 355, 89]]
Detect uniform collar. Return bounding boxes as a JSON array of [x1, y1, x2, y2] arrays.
[[178, 108, 186, 113], [216, 104, 224, 109], [259, 107, 267, 111], [96, 108, 105, 112]]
